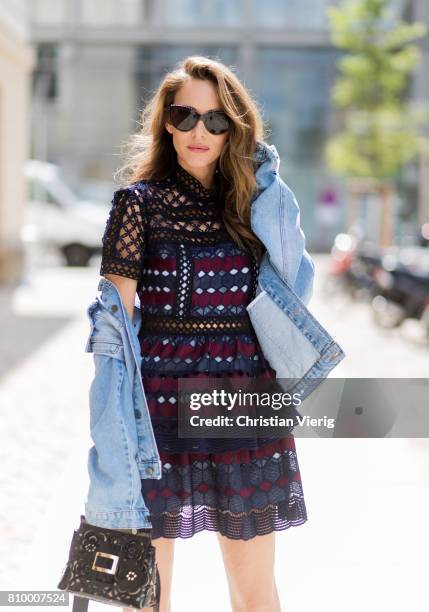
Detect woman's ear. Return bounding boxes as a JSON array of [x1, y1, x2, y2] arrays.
[[165, 122, 173, 135]]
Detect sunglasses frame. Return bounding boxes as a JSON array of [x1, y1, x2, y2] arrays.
[[168, 103, 231, 135]]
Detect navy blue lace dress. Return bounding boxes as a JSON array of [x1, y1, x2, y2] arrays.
[[99, 161, 308, 540]]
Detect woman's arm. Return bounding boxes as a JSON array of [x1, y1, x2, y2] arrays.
[[104, 273, 137, 320], [99, 187, 146, 320]]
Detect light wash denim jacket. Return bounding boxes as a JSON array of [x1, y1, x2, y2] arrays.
[[83, 140, 346, 529], [248, 142, 345, 397]]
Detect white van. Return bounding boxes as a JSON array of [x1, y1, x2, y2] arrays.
[[23, 160, 110, 266]]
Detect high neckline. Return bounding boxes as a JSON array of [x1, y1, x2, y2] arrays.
[[174, 161, 218, 201]]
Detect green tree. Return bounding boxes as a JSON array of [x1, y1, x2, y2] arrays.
[[325, 0, 429, 246]]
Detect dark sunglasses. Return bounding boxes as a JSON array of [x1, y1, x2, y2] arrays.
[[168, 104, 231, 135]]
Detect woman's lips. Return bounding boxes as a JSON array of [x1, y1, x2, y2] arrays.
[[187, 145, 209, 152]]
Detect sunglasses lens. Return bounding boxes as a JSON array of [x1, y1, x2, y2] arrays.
[[205, 112, 230, 135], [170, 106, 197, 131], [169, 105, 230, 134]]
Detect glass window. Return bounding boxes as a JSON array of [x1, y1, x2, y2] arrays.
[[135, 46, 238, 108], [253, 46, 345, 246], [252, 0, 340, 30], [32, 43, 58, 100], [82, 0, 142, 26], [156, 0, 241, 28], [28, 179, 60, 207]]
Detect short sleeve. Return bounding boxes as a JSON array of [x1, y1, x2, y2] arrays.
[[99, 187, 146, 281]]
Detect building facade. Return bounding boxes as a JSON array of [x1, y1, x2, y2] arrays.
[[28, 0, 427, 251], [0, 0, 35, 285]]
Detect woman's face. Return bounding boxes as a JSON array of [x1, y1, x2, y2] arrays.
[[165, 77, 229, 174]]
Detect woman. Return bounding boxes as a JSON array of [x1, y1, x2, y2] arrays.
[[100, 55, 309, 612]]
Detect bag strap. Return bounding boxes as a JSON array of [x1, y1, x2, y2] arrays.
[[72, 594, 160, 611], [72, 596, 89, 612]]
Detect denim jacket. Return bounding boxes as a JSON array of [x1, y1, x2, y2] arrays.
[[83, 279, 162, 529], [83, 140, 346, 529], [248, 142, 345, 399]]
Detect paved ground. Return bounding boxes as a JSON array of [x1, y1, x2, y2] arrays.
[[0, 253, 428, 611]]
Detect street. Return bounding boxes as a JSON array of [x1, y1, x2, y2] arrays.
[[0, 253, 428, 611]]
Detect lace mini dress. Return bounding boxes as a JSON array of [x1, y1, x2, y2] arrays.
[[99, 161, 308, 540]]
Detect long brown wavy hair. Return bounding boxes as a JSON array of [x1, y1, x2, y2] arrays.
[[115, 55, 271, 262]]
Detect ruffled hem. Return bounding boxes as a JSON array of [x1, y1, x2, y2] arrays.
[[147, 499, 308, 540], [141, 437, 307, 540]]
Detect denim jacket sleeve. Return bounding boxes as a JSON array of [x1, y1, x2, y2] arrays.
[[281, 182, 315, 306], [252, 141, 315, 306], [83, 298, 156, 529]]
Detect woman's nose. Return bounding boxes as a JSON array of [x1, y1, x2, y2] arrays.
[[193, 118, 208, 135]]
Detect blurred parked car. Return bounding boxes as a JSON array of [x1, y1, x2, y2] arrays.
[[22, 160, 109, 266]]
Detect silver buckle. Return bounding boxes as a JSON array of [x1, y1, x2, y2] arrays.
[[92, 551, 119, 575]]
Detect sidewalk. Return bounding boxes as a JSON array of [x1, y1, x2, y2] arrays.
[[0, 267, 96, 591], [1, 257, 428, 611], [13, 437, 429, 612]]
